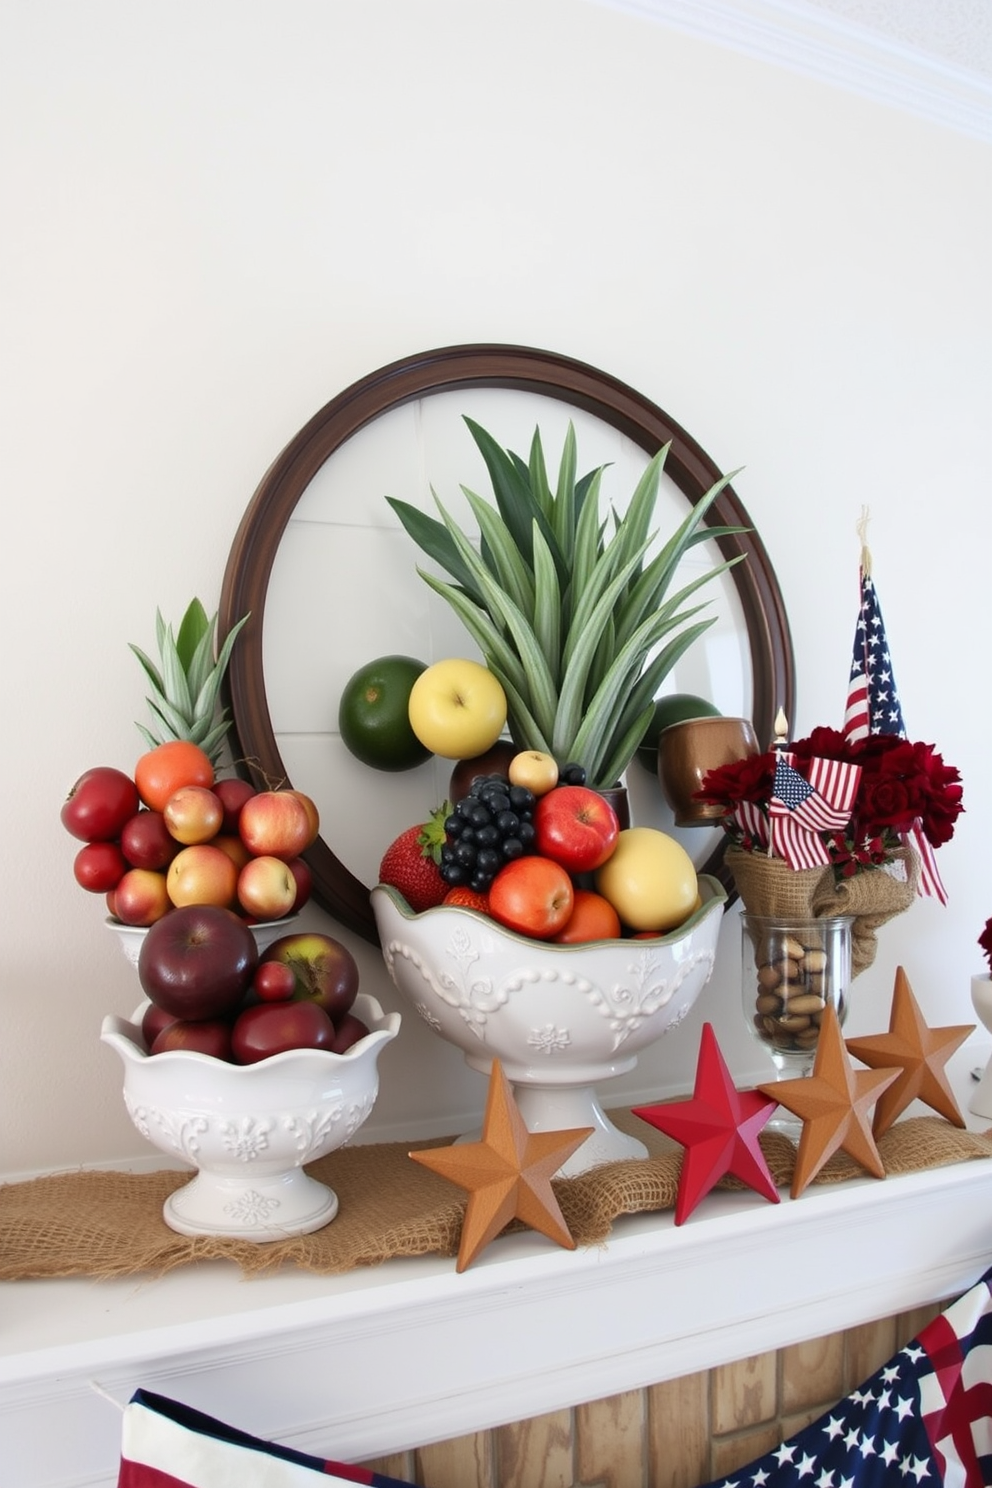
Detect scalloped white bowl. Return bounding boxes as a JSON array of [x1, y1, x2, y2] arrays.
[[105, 914, 298, 968], [371, 875, 726, 1176], [100, 991, 400, 1241]]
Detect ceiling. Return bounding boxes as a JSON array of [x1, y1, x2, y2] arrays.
[[593, 0, 992, 141], [804, 0, 992, 79]]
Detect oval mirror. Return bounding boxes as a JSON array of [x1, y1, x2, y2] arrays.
[[220, 345, 795, 944]]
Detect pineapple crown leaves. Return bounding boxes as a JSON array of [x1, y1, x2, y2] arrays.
[[387, 419, 748, 789], [129, 598, 250, 766]]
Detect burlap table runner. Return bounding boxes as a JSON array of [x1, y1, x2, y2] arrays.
[[2, 1111, 989, 1281]]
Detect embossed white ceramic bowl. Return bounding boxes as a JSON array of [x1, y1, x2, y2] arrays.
[[100, 992, 400, 1241], [371, 876, 726, 1176]]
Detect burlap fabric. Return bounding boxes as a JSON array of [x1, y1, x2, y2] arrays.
[[1, 1111, 988, 1281], [727, 845, 919, 978]]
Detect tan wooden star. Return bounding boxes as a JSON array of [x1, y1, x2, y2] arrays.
[[845, 966, 975, 1138], [409, 1059, 593, 1272], [758, 1005, 900, 1198]]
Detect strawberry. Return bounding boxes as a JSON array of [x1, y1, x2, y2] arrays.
[[443, 887, 489, 914], [378, 804, 450, 913]]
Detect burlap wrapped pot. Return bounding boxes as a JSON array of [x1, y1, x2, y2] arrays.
[[726, 844, 919, 978]]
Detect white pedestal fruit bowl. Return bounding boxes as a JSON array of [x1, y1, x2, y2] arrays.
[[101, 991, 400, 1241], [371, 875, 726, 1176]]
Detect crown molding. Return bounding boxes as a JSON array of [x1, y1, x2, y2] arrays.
[[589, 0, 992, 144]]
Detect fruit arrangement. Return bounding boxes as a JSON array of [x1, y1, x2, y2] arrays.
[[61, 739, 318, 927], [377, 748, 702, 944], [60, 597, 381, 1068], [135, 909, 367, 1064], [62, 597, 318, 929]]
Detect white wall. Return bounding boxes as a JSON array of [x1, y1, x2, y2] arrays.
[[2, 0, 989, 1177]]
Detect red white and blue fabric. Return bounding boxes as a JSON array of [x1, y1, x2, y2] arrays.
[[768, 752, 861, 872], [733, 797, 771, 850], [117, 1389, 421, 1487], [695, 1265, 992, 1488], [843, 563, 946, 902]]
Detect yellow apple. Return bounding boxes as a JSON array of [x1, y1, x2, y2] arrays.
[[595, 827, 698, 932], [407, 659, 507, 759], [508, 749, 559, 795]]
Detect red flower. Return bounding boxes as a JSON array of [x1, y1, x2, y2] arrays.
[[979, 919, 992, 976], [700, 719, 963, 880], [696, 751, 777, 807]]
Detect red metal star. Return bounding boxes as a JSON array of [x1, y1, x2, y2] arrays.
[[408, 1059, 593, 1271], [632, 1022, 780, 1224], [845, 966, 975, 1138]]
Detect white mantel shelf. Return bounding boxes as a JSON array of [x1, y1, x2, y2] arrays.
[[4, 1046, 992, 1488]]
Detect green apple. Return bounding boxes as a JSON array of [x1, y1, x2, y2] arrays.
[[508, 749, 559, 795], [407, 658, 507, 760]]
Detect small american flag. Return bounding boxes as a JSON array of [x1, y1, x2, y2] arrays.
[[117, 1389, 421, 1487], [768, 753, 859, 871], [695, 1266, 992, 1488], [843, 519, 945, 902]]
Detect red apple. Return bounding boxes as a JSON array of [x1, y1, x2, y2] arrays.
[[488, 855, 574, 939], [61, 766, 139, 842], [163, 785, 224, 845], [212, 833, 252, 873], [236, 855, 297, 920], [238, 791, 313, 861], [287, 790, 320, 849], [138, 903, 258, 1020], [113, 868, 172, 926], [231, 1000, 336, 1063], [251, 961, 297, 1003], [141, 1001, 178, 1049], [286, 855, 312, 913], [260, 932, 359, 1020], [73, 840, 128, 893], [329, 1011, 371, 1054], [120, 810, 180, 871], [150, 1017, 234, 1060], [213, 776, 258, 834], [166, 843, 238, 908], [533, 785, 619, 873]]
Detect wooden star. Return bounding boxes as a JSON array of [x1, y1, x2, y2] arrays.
[[758, 1005, 901, 1198], [408, 1059, 593, 1272], [632, 1022, 780, 1223], [845, 966, 975, 1138]]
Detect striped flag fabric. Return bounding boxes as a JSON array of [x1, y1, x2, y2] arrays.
[[695, 1265, 992, 1488], [844, 566, 907, 743], [768, 753, 860, 871], [843, 545, 946, 902], [117, 1389, 421, 1487]]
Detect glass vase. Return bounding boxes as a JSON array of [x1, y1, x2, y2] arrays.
[[741, 913, 854, 1133]]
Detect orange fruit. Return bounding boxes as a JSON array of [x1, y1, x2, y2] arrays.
[[135, 741, 214, 812], [552, 888, 622, 944]]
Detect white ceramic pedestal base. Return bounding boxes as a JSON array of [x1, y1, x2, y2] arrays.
[[456, 1080, 649, 1177], [969, 976, 992, 1119], [513, 1083, 649, 1174], [164, 1167, 340, 1242]]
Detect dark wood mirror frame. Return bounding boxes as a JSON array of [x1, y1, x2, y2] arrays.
[[219, 344, 796, 944]]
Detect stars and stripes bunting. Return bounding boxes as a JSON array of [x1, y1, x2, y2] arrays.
[[695, 1265, 992, 1488], [116, 1389, 422, 1487]]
